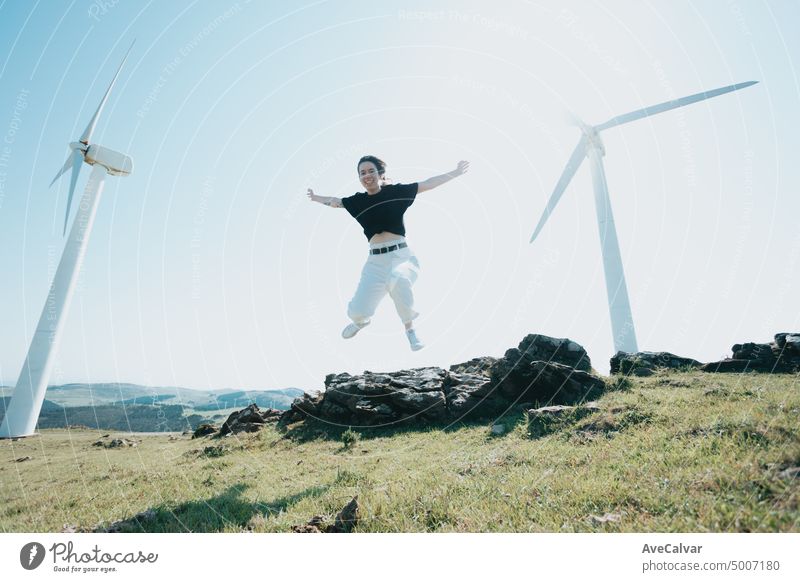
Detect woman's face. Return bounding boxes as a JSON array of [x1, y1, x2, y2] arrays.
[[358, 161, 382, 191]]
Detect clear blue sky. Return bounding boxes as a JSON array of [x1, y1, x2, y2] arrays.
[[0, 0, 798, 391]]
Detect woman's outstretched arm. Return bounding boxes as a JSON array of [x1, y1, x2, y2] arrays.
[[417, 160, 469, 193], [307, 188, 343, 208]]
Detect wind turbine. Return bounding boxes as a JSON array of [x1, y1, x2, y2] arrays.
[[0, 43, 135, 438], [529, 81, 757, 355]]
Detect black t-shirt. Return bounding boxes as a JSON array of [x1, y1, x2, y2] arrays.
[[341, 182, 419, 241]]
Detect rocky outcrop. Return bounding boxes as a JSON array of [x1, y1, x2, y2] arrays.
[[490, 359, 603, 405], [281, 334, 605, 427], [495, 334, 591, 375], [610, 351, 703, 376], [192, 424, 217, 438], [331, 496, 359, 533], [92, 437, 139, 448], [217, 404, 282, 436], [282, 367, 450, 426], [776, 333, 800, 356], [444, 369, 505, 420], [194, 332, 799, 435], [610, 333, 800, 376], [292, 497, 359, 533], [448, 356, 497, 377], [701, 333, 800, 374]]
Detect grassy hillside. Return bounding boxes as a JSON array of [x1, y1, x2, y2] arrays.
[[1, 371, 797, 533]]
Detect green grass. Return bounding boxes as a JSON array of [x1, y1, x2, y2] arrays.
[[1, 371, 798, 532]]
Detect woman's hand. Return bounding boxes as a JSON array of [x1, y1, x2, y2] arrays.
[[453, 160, 470, 176], [307, 189, 343, 208]]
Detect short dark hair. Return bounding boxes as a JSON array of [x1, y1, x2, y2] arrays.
[[357, 155, 387, 176]]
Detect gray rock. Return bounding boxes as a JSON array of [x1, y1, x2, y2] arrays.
[[775, 333, 800, 356], [610, 351, 702, 375], [331, 496, 359, 533], [702, 333, 800, 374], [448, 356, 498, 377], [320, 368, 449, 425], [218, 404, 282, 436], [491, 360, 604, 406], [505, 334, 592, 373], [281, 333, 605, 427], [291, 523, 322, 533], [699, 359, 758, 373], [192, 423, 217, 438], [292, 498, 359, 533], [92, 438, 138, 448], [732, 342, 775, 362], [443, 370, 503, 421]]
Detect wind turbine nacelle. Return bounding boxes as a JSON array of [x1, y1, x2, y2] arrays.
[[85, 144, 133, 176]]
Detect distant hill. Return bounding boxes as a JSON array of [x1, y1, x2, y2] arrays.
[[0, 384, 306, 432], [0, 397, 63, 414], [192, 389, 304, 411], [0, 383, 304, 408]]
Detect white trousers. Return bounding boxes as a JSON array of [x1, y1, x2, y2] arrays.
[[347, 237, 421, 325]]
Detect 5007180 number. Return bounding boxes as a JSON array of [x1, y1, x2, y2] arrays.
[[730, 560, 780, 571]]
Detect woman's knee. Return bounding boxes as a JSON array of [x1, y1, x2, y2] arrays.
[[393, 258, 419, 281], [390, 270, 418, 291]]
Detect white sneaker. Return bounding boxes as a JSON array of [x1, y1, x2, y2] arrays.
[[342, 320, 370, 339], [406, 329, 425, 351]]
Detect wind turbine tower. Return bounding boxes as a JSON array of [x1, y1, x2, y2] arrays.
[[529, 81, 757, 355], [0, 43, 135, 438]]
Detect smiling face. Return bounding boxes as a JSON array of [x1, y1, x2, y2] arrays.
[[358, 161, 383, 194]]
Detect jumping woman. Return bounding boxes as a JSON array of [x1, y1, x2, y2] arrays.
[[307, 156, 469, 351]]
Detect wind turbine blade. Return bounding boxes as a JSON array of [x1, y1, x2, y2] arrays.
[[62, 150, 84, 236], [529, 137, 587, 243], [50, 152, 75, 187], [595, 81, 758, 132], [79, 39, 135, 144]]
